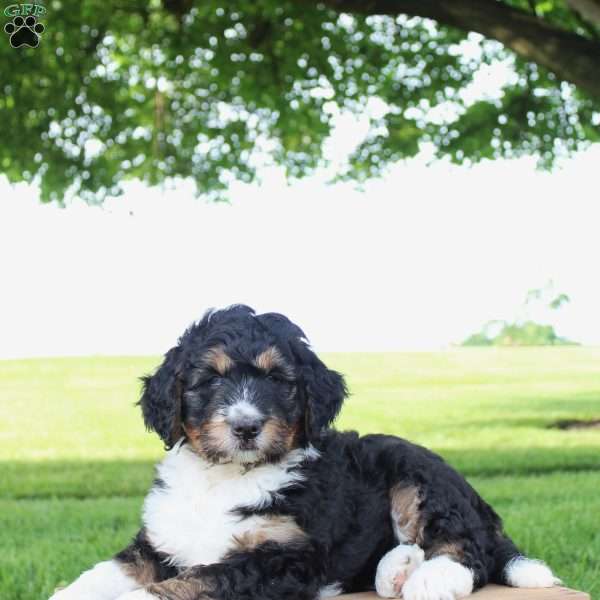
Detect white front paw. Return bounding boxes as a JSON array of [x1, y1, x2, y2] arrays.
[[116, 590, 157, 600], [376, 544, 425, 598], [402, 557, 473, 600]]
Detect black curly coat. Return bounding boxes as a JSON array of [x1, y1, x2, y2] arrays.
[[107, 305, 524, 600]]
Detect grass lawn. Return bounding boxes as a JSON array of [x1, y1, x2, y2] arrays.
[[1, 348, 599, 599]]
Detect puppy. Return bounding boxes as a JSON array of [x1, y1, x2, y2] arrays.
[[50, 305, 558, 600]]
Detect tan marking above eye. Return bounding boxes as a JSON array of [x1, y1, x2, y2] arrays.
[[254, 346, 294, 378], [254, 346, 284, 371], [202, 347, 234, 375]]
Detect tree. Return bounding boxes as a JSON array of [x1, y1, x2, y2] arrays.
[[1, 0, 599, 203]]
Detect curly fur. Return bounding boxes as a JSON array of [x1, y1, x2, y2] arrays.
[[50, 305, 557, 600]]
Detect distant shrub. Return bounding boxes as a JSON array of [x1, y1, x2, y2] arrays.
[[462, 320, 578, 347], [462, 283, 578, 347]]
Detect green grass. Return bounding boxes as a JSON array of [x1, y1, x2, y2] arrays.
[[1, 348, 599, 599]]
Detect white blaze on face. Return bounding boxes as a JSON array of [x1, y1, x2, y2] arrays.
[[223, 385, 266, 463], [226, 399, 263, 423]]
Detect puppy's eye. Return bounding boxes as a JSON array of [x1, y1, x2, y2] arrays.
[[204, 375, 222, 386], [266, 372, 289, 383]]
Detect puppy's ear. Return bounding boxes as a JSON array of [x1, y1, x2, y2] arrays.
[[301, 356, 347, 442], [138, 347, 184, 448]]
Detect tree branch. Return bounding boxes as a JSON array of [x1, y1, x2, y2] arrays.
[[299, 0, 600, 99]]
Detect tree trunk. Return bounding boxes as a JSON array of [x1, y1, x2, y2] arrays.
[[567, 0, 600, 27], [301, 0, 600, 99]]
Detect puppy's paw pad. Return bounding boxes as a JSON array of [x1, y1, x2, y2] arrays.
[[376, 544, 425, 598], [402, 556, 473, 600]]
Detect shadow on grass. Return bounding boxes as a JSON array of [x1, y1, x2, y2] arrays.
[[3, 445, 600, 500], [1, 459, 156, 500], [440, 446, 600, 478]]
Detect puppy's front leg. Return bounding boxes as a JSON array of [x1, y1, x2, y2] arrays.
[[50, 530, 176, 600], [117, 540, 328, 600], [49, 560, 140, 600]]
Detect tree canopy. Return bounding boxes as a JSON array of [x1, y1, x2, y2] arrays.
[[1, 0, 599, 203]]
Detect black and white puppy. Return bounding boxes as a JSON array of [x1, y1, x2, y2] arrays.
[[50, 305, 558, 600]]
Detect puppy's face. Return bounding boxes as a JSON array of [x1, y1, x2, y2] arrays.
[[139, 305, 347, 467], [182, 345, 301, 465]]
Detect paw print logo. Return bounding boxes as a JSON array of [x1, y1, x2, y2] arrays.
[[4, 15, 45, 48]]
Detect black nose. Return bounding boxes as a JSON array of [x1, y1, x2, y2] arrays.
[[231, 419, 263, 440]]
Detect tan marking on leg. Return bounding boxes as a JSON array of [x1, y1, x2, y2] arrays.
[[117, 536, 162, 586], [122, 558, 158, 587], [427, 541, 465, 561], [390, 484, 423, 545], [147, 575, 210, 600], [231, 515, 307, 552]]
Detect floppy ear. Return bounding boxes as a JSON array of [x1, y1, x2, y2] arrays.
[[138, 346, 184, 449], [301, 356, 348, 442]]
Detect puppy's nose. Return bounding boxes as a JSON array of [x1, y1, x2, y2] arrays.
[[231, 418, 263, 441]]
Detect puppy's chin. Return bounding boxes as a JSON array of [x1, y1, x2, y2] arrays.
[[187, 434, 268, 466], [230, 448, 262, 465], [189, 443, 261, 466], [222, 443, 290, 466], [214, 445, 292, 467]]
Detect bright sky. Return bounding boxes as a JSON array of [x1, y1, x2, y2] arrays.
[[1, 133, 599, 359]]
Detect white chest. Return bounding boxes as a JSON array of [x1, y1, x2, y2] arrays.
[[142, 444, 307, 569]]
